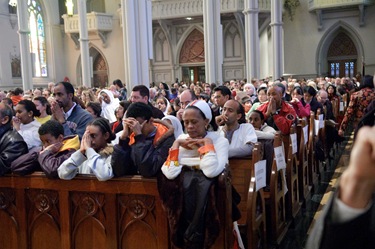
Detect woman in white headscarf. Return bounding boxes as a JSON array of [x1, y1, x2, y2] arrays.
[[162, 115, 183, 139], [99, 89, 119, 123]]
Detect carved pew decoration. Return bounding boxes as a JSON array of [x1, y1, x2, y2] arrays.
[[264, 132, 289, 245], [0, 173, 232, 249], [296, 119, 311, 202], [283, 126, 301, 219], [229, 142, 267, 249]]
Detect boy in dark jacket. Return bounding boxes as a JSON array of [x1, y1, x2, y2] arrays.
[[38, 120, 80, 178], [11, 120, 80, 178], [111, 102, 175, 177]]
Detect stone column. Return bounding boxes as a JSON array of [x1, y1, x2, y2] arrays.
[[244, 0, 260, 80], [77, 0, 91, 87], [203, 0, 223, 84], [121, 0, 153, 89], [17, 0, 33, 90], [270, 0, 284, 80]]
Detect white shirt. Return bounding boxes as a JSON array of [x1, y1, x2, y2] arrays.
[[58, 147, 114, 181], [64, 102, 77, 120], [218, 123, 258, 158], [18, 119, 42, 149]]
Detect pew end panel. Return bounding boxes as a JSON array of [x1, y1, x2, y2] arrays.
[[264, 132, 289, 246], [297, 119, 311, 202], [229, 142, 267, 249]]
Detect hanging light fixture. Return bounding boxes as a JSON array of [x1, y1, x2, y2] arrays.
[[9, 0, 17, 7], [66, 0, 74, 16]]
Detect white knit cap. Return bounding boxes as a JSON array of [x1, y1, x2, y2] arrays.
[[187, 100, 212, 123]]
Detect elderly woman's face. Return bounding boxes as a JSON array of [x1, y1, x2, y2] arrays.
[[182, 108, 208, 138]]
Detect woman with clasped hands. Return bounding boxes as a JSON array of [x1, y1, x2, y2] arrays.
[[306, 126, 375, 249], [159, 100, 229, 248]]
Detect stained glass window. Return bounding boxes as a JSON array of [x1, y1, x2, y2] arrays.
[[28, 0, 47, 77], [345, 62, 349, 77], [350, 62, 354, 78]]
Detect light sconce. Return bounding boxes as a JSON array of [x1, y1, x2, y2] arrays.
[[66, 0, 74, 16], [9, 0, 17, 7]]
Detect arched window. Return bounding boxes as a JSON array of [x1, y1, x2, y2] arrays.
[[28, 0, 47, 77]]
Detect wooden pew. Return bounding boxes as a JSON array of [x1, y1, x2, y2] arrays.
[[264, 132, 289, 245], [307, 112, 319, 186], [297, 119, 310, 202], [283, 126, 301, 220], [229, 142, 267, 249], [315, 109, 327, 174], [0, 173, 232, 249]]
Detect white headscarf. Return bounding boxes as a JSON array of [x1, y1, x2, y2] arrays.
[[162, 115, 183, 139], [100, 89, 119, 123]]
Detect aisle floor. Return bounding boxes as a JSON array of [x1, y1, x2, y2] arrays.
[[276, 135, 353, 249]]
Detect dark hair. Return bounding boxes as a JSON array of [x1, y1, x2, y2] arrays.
[[360, 75, 374, 89], [120, 100, 131, 111], [113, 79, 124, 88], [257, 87, 267, 94], [56, 82, 75, 100], [86, 102, 102, 118], [214, 85, 231, 97], [132, 85, 150, 99], [18, 99, 41, 117], [2, 97, 13, 107], [126, 102, 153, 121], [88, 117, 116, 143], [250, 110, 265, 121], [234, 100, 246, 124], [13, 87, 23, 95], [199, 93, 210, 102], [304, 86, 317, 97], [0, 103, 13, 124], [33, 96, 52, 115], [160, 82, 169, 90], [293, 86, 304, 96], [38, 120, 64, 138], [326, 84, 337, 94]]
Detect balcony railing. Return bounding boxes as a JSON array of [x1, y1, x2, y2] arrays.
[[151, 0, 273, 20], [308, 0, 375, 11], [62, 12, 113, 48]]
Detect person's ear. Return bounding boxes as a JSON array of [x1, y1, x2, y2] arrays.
[[103, 131, 110, 141], [205, 119, 210, 128], [57, 134, 64, 142], [236, 113, 242, 121]]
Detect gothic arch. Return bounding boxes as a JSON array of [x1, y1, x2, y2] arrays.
[[316, 21, 364, 76], [76, 45, 109, 87], [176, 25, 204, 65], [153, 28, 171, 63], [223, 21, 242, 58]]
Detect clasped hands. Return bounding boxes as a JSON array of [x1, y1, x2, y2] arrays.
[[120, 117, 147, 140], [172, 137, 213, 150]]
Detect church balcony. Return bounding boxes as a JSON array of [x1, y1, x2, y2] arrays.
[[308, 0, 374, 11], [308, 0, 375, 29], [151, 0, 273, 20], [62, 12, 113, 48]]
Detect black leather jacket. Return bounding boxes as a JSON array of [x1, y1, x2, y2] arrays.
[[0, 124, 28, 176]]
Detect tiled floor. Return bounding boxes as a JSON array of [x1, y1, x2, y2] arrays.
[[275, 135, 353, 249]]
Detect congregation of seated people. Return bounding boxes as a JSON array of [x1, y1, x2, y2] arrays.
[[0, 74, 374, 248]]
